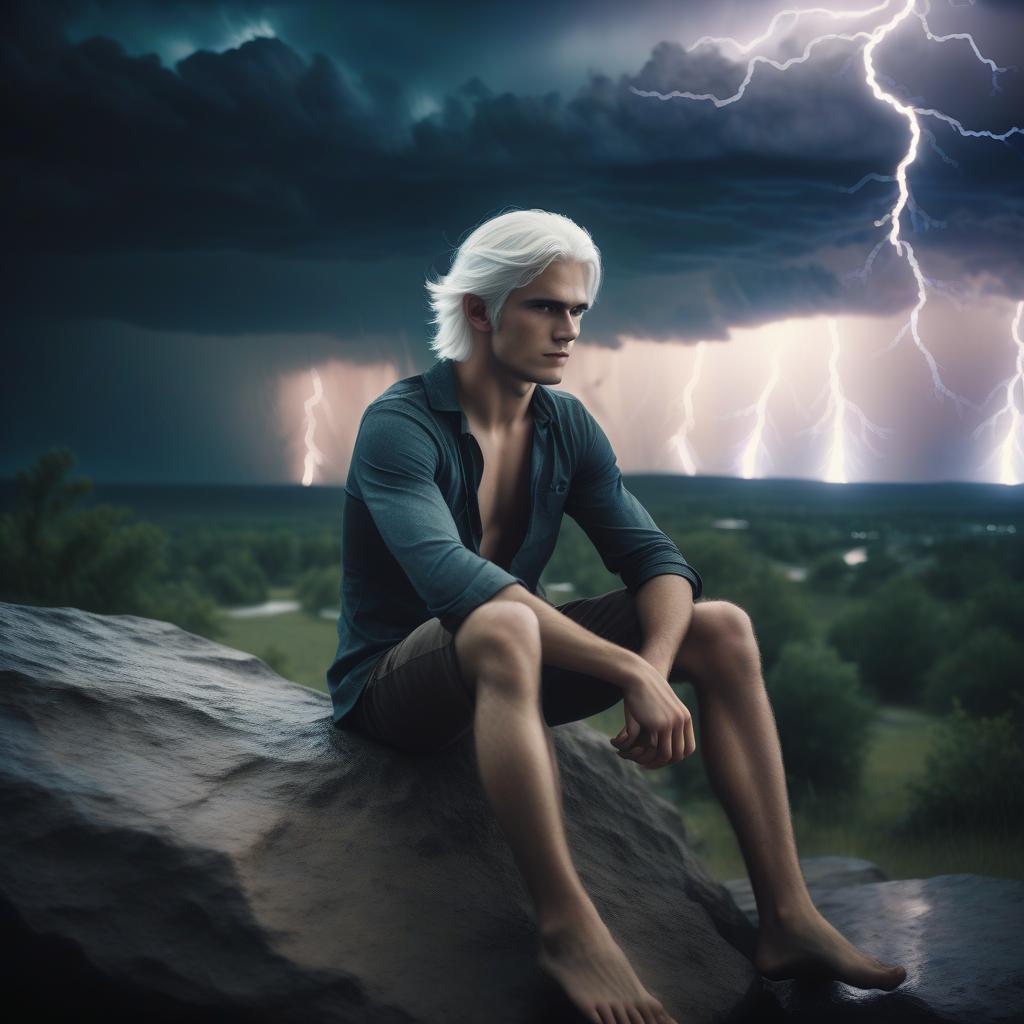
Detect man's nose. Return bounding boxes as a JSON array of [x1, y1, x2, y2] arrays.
[[554, 311, 578, 341]]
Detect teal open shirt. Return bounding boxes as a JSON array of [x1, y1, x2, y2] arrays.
[[326, 357, 703, 725]]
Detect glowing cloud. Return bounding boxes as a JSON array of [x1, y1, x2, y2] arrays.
[[630, 0, 1022, 481]]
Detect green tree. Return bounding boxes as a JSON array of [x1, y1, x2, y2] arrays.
[[0, 448, 223, 638], [904, 701, 1024, 835], [807, 552, 851, 593], [201, 548, 268, 605], [251, 530, 300, 583], [1, 448, 164, 613], [296, 565, 340, 617], [828, 575, 948, 703], [848, 540, 902, 595], [766, 640, 877, 812], [922, 626, 1024, 719], [961, 578, 1024, 637]]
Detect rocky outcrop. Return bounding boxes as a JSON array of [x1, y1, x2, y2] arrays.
[[765, 875, 1024, 1024], [0, 602, 758, 1024]]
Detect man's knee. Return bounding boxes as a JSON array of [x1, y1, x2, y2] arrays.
[[680, 600, 760, 680], [454, 600, 541, 688]]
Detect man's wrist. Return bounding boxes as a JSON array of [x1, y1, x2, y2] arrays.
[[605, 645, 648, 692], [636, 645, 675, 681]]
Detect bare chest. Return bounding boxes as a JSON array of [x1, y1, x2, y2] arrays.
[[470, 421, 533, 570]]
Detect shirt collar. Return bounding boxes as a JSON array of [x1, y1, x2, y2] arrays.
[[422, 358, 553, 430]]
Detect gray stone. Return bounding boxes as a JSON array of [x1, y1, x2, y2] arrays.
[[765, 875, 1024, 1023], [0, 602, 758, 1023], [724, 856, 889, 926]]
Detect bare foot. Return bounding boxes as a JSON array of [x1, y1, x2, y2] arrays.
[[538, 907, 677, 1024], [755, 906, 907, 990]]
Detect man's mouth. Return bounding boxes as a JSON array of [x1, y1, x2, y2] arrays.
[[544, 353, 569, 360]]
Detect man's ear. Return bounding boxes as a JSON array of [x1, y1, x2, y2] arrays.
[[463, 293, 491, 331]]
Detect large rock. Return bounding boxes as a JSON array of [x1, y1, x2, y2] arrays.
[[0, 602, 758, 1023], [764, 875, 1024, 1023]]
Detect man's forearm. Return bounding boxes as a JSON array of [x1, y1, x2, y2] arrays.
[[486, 583, 644, 690], [633, 573, 695, 678]]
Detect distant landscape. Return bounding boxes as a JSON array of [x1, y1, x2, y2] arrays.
[[2, 449, 1022, 884]]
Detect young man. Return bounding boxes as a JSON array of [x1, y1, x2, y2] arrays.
[[327, 210, 906, 1024]]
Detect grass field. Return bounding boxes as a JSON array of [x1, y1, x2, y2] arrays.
[[215, 586, 338, 692], [216, 591, 1024, 886]]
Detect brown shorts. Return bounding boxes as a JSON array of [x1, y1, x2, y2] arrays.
[[343, 587, 645, 754]]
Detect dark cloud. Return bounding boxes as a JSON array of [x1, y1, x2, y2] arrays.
[[2, 0, 1022, 482], [3, 3, 1021, 348]]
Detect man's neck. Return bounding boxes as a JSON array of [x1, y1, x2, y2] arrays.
[[453, 356, 535, 433]]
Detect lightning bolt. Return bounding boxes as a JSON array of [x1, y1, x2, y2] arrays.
[[632, 0, 1023, 477], [301, 367, 326, 487], [739, 344, 785, 479], [807, 319, 893, 483], [973, 302, 1024, 486], [668, 340, 706, 474]]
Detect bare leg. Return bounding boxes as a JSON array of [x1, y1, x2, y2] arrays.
[[676, 601, 906, 991], [457, 602, 676, 1024]]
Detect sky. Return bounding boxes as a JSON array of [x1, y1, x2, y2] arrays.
[[2, 0, 1023, 485]]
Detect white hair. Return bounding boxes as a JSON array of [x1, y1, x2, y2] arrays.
[[425, 208, 602, 362]]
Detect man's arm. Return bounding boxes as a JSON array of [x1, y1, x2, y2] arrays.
[[634, 572, 694, 679], [488, 580, 695, 768], [487, 582, 648, 689], [487, 572, 693, 687], [563, 401, 703, 602]]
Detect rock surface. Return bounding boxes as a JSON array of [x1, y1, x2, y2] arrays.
[[0, 601, 758, 1024], [764, 875, 1024, 1024]]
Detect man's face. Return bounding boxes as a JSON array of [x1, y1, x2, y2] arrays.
[[487, 259, 589, 384]]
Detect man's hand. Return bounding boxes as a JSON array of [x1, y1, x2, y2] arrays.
[[610, 658, 695, 771]]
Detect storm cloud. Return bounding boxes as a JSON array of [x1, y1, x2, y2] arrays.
[[2, 0, 1022, 481]]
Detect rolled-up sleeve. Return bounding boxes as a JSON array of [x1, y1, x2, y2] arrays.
[[565, 406, 703, 599], [349, 405, 527, 631]]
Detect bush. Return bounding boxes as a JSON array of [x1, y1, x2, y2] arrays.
[[828, 575, 948, 703], [766, 640, 877, 811], [249, 530, 300, 584], [0, 448, 168, 614], [258, 644, 292, 678], [847, 541, 902, 595], [138, 580, 224, 640], [961, 578, 1024, 637], [298, 531, 338, 573], [921, 626, 1024, 719], [296, 565, 340, 617], [807, 552, 851, 592], [201, 548, 268, 606], [904, 701, 1024, 835]]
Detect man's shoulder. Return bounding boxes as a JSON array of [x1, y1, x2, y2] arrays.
[[544, 385, 589, 417], [368, 373, 427, 409], [359, 373, 434, 425], [544, 386, 596, 435], [352, 374, 444, 456]]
